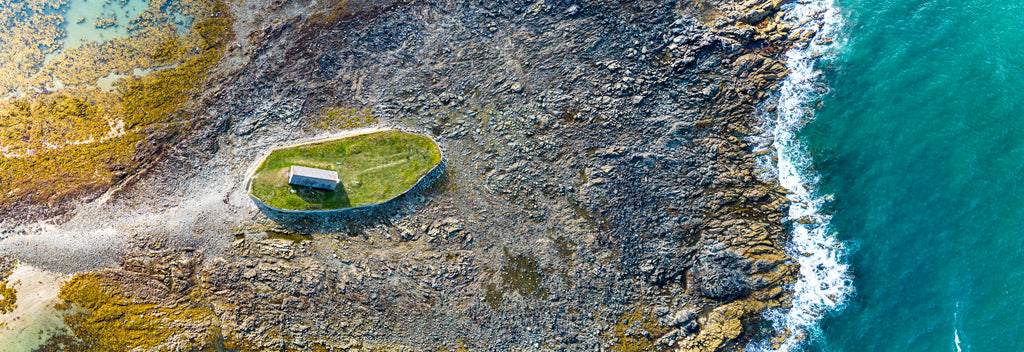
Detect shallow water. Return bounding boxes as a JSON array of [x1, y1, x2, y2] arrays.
[[0, 264, 70, 351], [797, 0, 1024, 350], [60, 0, 149, 50]]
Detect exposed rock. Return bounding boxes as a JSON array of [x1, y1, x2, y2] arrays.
[[13, 0, 803, 350]]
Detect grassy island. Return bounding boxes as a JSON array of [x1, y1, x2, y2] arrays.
[[249, 130, 441, 211]]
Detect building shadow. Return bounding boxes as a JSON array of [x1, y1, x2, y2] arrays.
[[291, 183, 352, 209]]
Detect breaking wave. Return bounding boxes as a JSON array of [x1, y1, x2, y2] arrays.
[[747, 0, 853, 351]]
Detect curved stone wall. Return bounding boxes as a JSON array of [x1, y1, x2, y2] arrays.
[[244, 128, 446, 228]]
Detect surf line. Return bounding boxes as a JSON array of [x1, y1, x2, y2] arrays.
[[954, 329, 962, 352], [746, 0, 853, 350], [953, 301, 963, 352]]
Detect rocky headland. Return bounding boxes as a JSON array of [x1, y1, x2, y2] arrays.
[[1, 0, 804, 350]]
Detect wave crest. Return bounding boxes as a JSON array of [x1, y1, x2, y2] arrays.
[[747, 0, 853, 351]]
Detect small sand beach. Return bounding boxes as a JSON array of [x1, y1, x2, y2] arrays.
[[0, 264, 70, 351]]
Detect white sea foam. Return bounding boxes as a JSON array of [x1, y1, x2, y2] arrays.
[[954, 302, 963, 352], [954, 329, 962, 352], [747, 0, 853, 351]]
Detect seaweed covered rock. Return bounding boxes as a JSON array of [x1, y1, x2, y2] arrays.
[[0, 256, 16, 315], [7, 0, 802, 350]]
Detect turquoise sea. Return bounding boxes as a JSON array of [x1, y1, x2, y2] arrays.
[[761, 0, 1024, 350]]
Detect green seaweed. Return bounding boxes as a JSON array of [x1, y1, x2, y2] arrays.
[[605, 304, 671, 352], [500, 251, 547, 298], [484, 284, 503, 310], [553, 236, 576, 260], [265, 230, 312, 243]]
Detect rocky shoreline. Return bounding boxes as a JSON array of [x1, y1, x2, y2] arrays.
[[2, 0, 803, 350]]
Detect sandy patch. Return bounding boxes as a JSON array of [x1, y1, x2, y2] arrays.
[[0, 264, 70, 352]]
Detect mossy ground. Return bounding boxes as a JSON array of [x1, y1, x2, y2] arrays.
[[249, 130, 441, 210]]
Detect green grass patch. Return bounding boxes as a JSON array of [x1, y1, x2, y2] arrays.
[[249, 130, 441, 211]]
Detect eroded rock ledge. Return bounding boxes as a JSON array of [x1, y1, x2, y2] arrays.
[[30, 0, 801, 350]]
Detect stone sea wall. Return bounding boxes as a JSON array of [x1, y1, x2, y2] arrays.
[[243, 128, 447, 230], [248, 156, 449, 230]]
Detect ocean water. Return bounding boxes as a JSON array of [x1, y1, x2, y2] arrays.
[[759, 0, 1024, 350], [47, 0, 190, 63], [60, 0, 149, 50]]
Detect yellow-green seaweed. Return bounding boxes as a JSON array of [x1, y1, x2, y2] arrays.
[[604, 304, 671, 352], [0, 0, 232, 211]]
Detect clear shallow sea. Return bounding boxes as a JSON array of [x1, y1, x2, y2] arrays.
[[795, 0, 1024, 350], [60, 0, 149, 50]]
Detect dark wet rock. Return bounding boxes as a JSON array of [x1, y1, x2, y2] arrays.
[[14, 0, 806, 350], [691, 248, 757, 300]]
